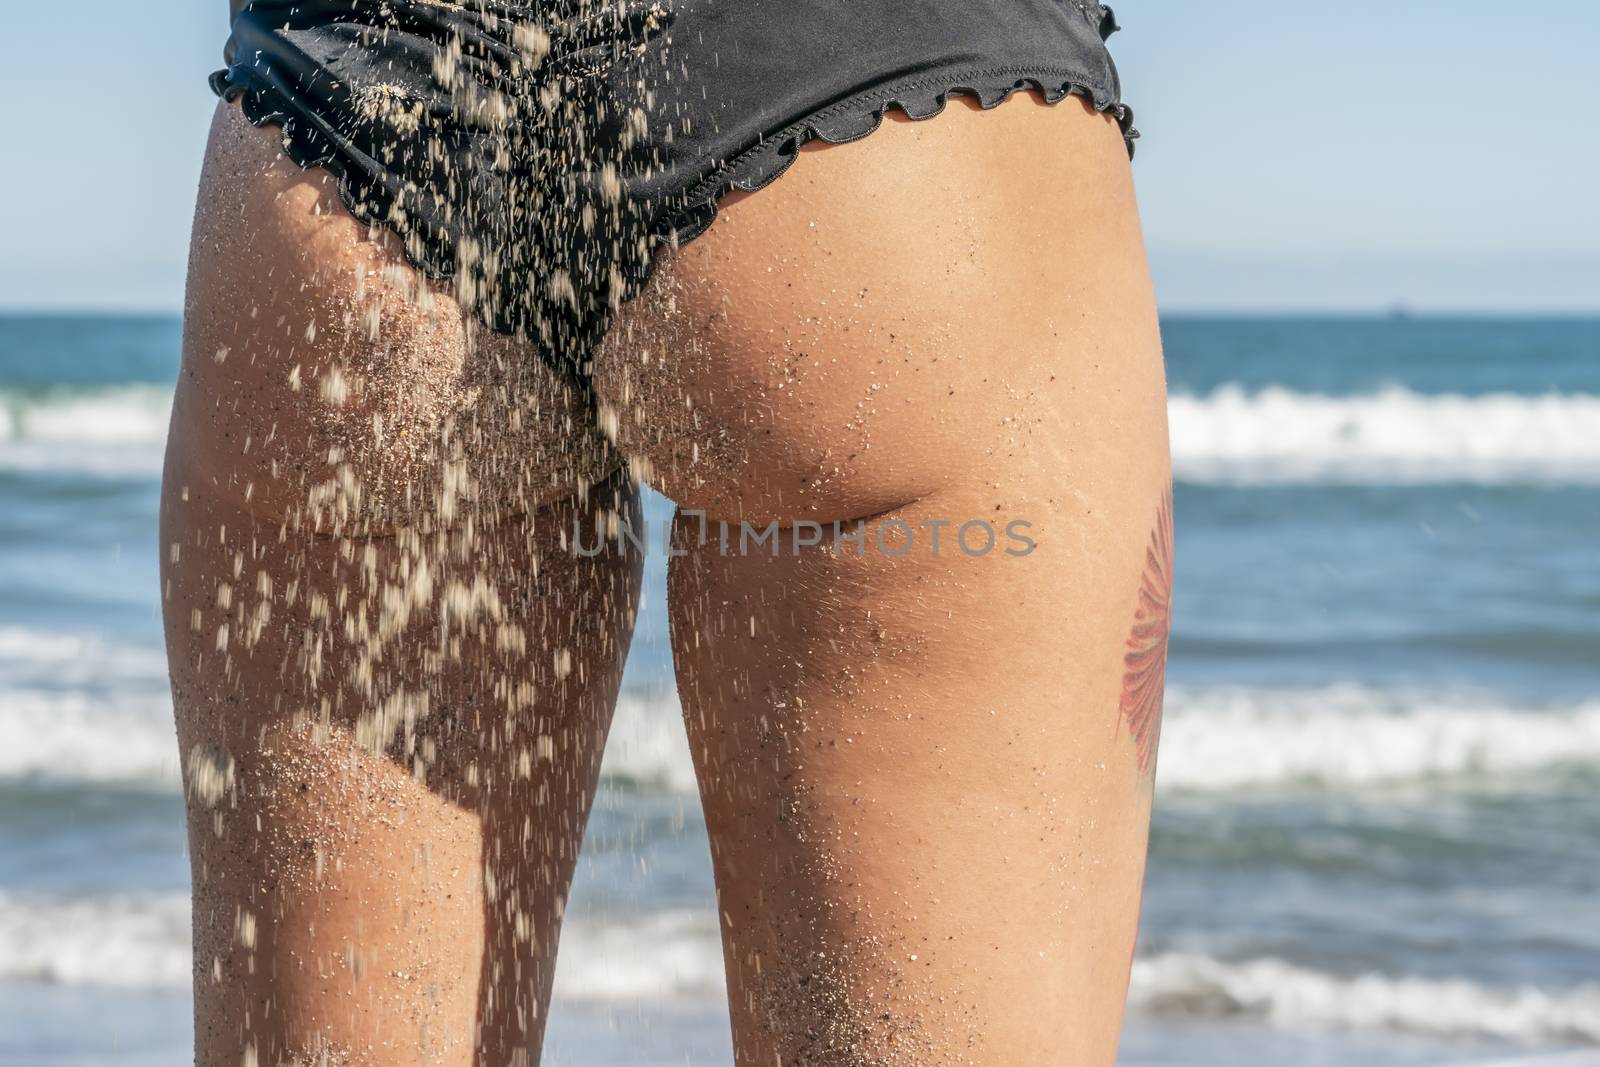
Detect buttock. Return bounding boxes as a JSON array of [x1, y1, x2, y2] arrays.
[[212, 0, 1135, 379]]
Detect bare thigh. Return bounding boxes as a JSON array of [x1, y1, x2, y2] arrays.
[[594, 93, 1169, 1065], [165, 102, 639, 1066]]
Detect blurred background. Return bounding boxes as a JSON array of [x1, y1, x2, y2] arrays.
[[1, 1, 1597, 1064]]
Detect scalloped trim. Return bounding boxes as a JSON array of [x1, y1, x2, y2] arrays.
[[654, 65, 1137, 253], [213, 71, 467, 289], [213, 61, 1136, 344]]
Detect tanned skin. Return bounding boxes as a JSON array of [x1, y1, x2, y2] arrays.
[[597, 96, 1170, 1066], [180, 9, 1170, 1061]]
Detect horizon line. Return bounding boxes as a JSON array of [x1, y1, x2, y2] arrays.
[[3, 306, 1598, 321]]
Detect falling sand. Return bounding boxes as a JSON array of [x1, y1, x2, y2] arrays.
[[164, 2, 1170, 1064]]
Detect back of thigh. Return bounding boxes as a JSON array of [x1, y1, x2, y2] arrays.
[[595, 92, 1172, 1067]]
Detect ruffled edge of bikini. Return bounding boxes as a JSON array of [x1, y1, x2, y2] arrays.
[[655, 66, 1138, 249], [212, 63, 1138, 358], [211, 70, 467, 292]]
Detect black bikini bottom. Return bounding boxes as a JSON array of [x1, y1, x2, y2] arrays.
[[213, 0, 1134, 377]]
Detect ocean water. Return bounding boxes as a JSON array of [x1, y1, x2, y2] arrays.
[[1, 312, 1597, 1066]]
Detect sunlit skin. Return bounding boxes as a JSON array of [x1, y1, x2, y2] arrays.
[[599, 96, 1169, 1065], [166, 36, 1170, 1067]]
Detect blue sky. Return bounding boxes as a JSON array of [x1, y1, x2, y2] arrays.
[[2, 1, 1596, 311]]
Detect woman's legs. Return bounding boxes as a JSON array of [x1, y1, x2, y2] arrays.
[[597, 95, 1168, 1064], [165, 104, 640, 1066], [172, 86, 1164, 1066]]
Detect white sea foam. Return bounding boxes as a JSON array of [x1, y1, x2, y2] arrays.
[[1168, 386, 1600, 484], [0, 688, 178, 787], [0, 385, 170, 476], [5, 382, 1600, 484], [598, 684, 1600, 797], [6, 890, 1597, 1047], [0, 891, 725, 1000], [6, 666, 1600, 794], [553, 910, 725, 1001], [600, 691, 700, 795], [0, 891, 191, 989], [0, 627, 169, 690], [1131, 952, 1600, 1045], [0, 386, 172, 444], [0, 628, 178, 787], [1157, 684, 1600, 791]]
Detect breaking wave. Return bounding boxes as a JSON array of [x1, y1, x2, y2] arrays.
[[1168, 386, 1600, 485]]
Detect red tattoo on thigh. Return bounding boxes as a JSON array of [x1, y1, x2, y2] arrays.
[[1120, 487, 1173, 775]]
